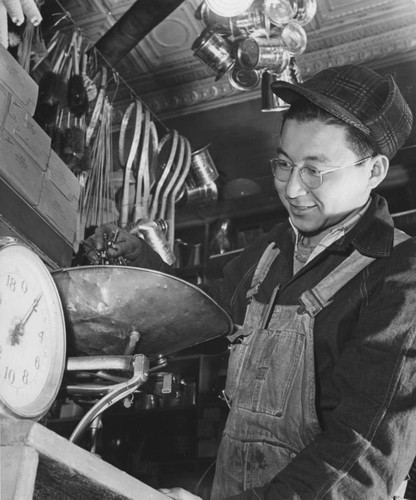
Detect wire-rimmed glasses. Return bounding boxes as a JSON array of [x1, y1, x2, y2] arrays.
[[270, 156, 373, 189]]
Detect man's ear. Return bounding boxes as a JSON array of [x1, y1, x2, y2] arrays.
[[368, 155, 389, 189]]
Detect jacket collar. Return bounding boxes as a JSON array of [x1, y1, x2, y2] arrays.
[[342, 193, 395, 258]]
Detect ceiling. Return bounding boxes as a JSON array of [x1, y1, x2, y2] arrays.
[[47, 0, 416, 120]]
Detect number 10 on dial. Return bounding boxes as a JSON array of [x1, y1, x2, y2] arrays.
[[0, 239, 66, 420]]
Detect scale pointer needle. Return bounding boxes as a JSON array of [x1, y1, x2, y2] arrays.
[[9, 292, 43, 346]]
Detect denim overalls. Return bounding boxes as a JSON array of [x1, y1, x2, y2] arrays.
[[211, 230, 409, 499]]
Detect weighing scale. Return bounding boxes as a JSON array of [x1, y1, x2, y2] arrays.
[[0, 236, 233, 447]]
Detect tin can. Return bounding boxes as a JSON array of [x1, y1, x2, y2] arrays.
[[192, 28, 235, 80], [261, 70, 290, 112], [190, 144, 219, 185], [231, 5, 266, 36], [198, 3, 232, 35], [176, 181, 218, 210], [237, 36, 290, 72], [229, 64, 260, 91]]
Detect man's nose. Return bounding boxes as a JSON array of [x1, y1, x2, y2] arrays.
[[285, 167, 309, 198]]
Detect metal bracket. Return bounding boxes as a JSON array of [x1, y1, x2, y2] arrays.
[[68, 354, 149, 444]]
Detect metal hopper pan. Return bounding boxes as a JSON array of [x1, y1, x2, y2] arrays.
[[52, 266, 233, 360]]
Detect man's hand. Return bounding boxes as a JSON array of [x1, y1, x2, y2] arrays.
[[159, 487, 202, 500], [85, 223, 144, 264]]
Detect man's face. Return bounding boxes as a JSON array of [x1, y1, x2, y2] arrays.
[[275, 118, 374, 235]]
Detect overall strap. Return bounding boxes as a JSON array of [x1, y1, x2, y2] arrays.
[[245, 242, 281, 302], [299, 229, 410, 317], [226, 242, 281, 342]]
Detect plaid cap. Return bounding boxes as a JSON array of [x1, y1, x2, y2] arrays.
[[271, 65, 413, 159]]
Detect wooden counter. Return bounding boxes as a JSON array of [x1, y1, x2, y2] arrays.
[[0, 416, 168, 500]]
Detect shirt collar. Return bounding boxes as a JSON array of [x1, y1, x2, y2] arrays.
[[268, 194, 395, 258], [289, 198, 371, 247]]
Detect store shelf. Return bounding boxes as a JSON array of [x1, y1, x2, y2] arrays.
[[176, 190, 284, 230]]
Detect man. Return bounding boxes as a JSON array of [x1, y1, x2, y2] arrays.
[[92, 65, 416, 499]]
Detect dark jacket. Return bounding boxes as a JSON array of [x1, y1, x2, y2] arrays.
[[136, 193, 416, 497], [210, 193, 416, 499]]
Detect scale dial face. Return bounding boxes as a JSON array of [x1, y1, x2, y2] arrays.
[[0, 239, 66, 420]]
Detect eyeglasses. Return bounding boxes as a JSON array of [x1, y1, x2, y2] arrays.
[[270, 156, 373, 190]]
